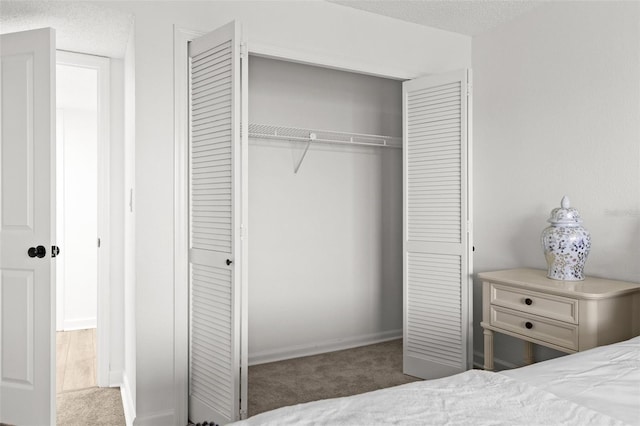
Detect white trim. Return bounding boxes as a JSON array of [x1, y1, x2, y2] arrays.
[[56, 50, 111, 388], [250, 330, 403, 366], [173, 30, 413, 80], [239, 29, 249, 421], [62, 318, 97, 331], [133, 409, 175, 426], [173, 26, 198, 426], [174, 26, 417, 424], [120, 373, 137, 426], [466, 69, 474, 370], [97, 53, 111, 390]]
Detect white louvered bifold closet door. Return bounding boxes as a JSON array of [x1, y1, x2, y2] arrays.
[[188, 21, 248, 424], [403, 69, 472, 380]]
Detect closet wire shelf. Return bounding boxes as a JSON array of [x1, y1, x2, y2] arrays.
[[247, 123, 403, 149]]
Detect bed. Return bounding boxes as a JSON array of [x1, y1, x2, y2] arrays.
[[231, 336, 640, 425]]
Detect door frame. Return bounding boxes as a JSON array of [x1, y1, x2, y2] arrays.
[[55, 50, 111, 388], [173, 25, 471, 424]]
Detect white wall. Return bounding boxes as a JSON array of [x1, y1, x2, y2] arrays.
[[473, 1, 640, 368], [248, 57, 402, 363], [99, 1, 471, 423], [56, 106, 98, 331]]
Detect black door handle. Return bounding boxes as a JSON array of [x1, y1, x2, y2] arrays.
[[226, 259, 233, 266], [28, 245, 47, 258], [52, 246, 60, 257]]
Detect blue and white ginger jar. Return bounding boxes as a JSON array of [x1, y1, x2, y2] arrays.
[[541, 196, 591, 281]]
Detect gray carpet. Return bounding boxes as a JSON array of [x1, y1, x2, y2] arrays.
[[57, 387, 125, 426], [53, 340, 413, 423], [248, 339, 420, 416]]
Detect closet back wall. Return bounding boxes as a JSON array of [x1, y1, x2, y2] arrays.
[[248, 57, 403, 364]]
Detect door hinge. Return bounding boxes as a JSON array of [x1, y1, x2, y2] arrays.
[[466, 82, 472, 97], [97, 238, 101, 248]]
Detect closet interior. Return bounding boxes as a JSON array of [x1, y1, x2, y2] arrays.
[[247, 56, 405, 369]]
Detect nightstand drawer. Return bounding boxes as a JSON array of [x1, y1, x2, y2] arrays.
[[490, 306, 578, 351], [490, 283, 578, 324]]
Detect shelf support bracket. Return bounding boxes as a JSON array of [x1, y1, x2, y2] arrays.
[[293, 133, 316, 174]]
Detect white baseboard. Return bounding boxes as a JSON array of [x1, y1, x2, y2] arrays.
[[121, 373, 136, 426], [249, 329, 403, 366], [473, 350, 521, 371], [62, 317, 97, 331], [133, 409, 175, 426]]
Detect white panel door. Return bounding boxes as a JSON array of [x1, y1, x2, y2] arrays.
[[403, 69, 472, 380], [188, 21, 248, 424], [0, 28, 56, 425]]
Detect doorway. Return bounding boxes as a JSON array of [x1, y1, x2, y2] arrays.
[[54, 51, 110, 400]]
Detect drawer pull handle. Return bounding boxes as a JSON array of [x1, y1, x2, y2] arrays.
[[525, 321, 534, 329], [524, 298, 533, 305]]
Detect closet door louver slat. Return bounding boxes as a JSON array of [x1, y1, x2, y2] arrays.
[[191, 38, 232, 254], [191, 263, 233, 420], [188, 21, 247, 424], [403, 70, 472, 380]]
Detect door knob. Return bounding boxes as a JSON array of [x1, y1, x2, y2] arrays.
[[28, 245, 47, 258], [52, 246, 60, 257], [226, 259, 233, 266]]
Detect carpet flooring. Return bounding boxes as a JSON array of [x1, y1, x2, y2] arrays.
[[248, 339, 420, 416], [57, 387, 125, 425], [53, 338, 413, 424], [56, 330, 125, 425]]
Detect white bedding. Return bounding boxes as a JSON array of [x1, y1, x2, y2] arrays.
[[233, 368, 628, 425], [502, 335, 640, 425], [231, 337, 640, 426]]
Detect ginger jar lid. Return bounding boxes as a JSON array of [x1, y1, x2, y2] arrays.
[[547, 195, 583, 226]]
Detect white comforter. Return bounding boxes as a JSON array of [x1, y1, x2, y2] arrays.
[[232, 369, 625, 425], [502, 336, 640, 425]]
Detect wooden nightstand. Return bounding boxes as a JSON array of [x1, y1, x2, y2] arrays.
[[479, 268, 640, 370]]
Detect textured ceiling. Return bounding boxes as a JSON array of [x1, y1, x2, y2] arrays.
[[0, 1, 542, 58], [0, 1, 132, 58], [328, 0, 543, 36]]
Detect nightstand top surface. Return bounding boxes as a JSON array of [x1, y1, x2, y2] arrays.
[[478, 268, 640, 299]]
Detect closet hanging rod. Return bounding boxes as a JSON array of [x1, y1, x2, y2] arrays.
[[247, 123, 403, 149]]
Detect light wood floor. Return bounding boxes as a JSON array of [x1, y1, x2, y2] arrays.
[[56, 328, 97, 393]]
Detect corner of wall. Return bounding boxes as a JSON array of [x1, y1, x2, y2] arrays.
[[109, 369, 123, 387], [120, 371, 136, 426]]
